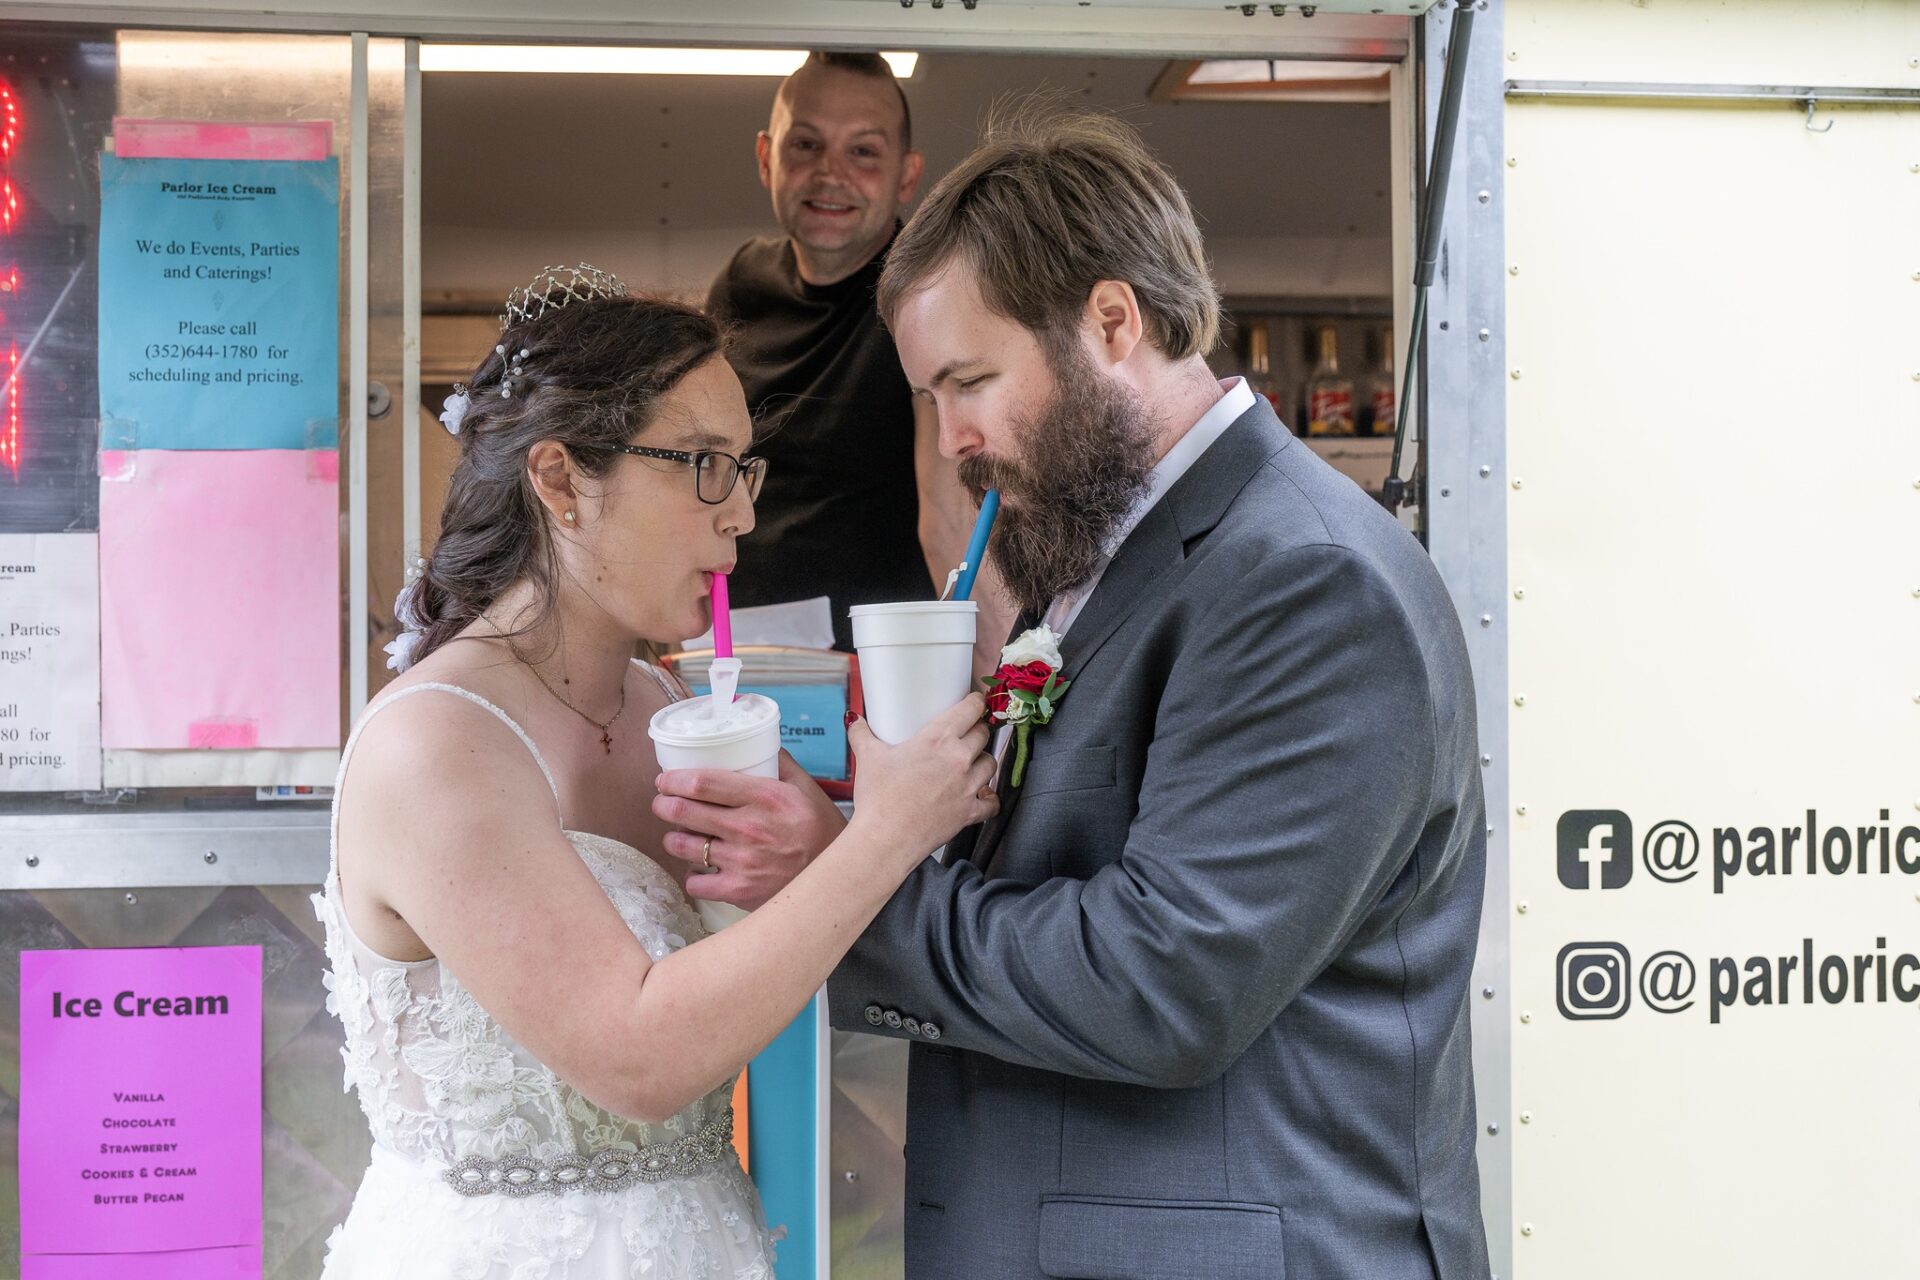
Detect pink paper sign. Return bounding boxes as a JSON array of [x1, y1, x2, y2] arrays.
[[113, 117, 332, 162], [99, 449, 342, 749], [18, 946, 263, 1277]]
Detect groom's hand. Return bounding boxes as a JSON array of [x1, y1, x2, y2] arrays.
[[652, 750, 847, 911]]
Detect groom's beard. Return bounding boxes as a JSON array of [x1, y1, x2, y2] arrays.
[[958, 347, 1159, 617]]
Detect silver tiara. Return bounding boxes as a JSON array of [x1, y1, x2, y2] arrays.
[[501, 262, 629, 329]]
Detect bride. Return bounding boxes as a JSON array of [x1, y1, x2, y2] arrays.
[[315, 267, 996, 1278]]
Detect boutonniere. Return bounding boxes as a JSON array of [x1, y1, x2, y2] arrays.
[[982, 624, 1071, 790]]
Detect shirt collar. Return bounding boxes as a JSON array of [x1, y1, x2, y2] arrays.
[[1101, 376, 1258, 556]]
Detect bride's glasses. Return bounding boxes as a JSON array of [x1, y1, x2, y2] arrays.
[[617, 445, 768, 505]]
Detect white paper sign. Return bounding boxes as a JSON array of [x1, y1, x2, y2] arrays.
[[0, 534, 102, 790]]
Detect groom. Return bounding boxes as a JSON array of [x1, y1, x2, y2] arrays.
[[669, 108, 1491, 1279]]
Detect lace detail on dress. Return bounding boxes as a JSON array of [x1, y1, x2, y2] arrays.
[[315, 677, 775, 1279]]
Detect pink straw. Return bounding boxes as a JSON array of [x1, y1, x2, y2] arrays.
[[711, 573, 733, 659]]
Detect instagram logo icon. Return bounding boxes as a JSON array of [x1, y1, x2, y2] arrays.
[[1556, 942, 1632, 1020]]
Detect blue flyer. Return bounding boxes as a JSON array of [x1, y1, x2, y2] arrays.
[[98, 155, 339, 450], [687, 681, 848, 781]]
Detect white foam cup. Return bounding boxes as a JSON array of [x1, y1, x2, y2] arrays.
[[648, 692, 782, 932], [850, 600, 979, 745]]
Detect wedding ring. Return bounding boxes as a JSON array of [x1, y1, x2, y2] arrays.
[[701, 838, 714, 871]]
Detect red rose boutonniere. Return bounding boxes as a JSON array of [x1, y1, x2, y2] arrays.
[[981, 624, 1071, 789]]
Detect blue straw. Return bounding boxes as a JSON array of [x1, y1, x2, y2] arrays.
[[952, 489, 1000, 602]]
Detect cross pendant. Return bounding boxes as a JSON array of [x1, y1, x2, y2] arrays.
[[600, 730, 613, 754]]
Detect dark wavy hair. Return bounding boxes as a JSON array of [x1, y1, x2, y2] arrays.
[[410, 293, 725, 665]]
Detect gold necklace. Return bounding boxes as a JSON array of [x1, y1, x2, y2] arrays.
[[480, 620, 627, 753], [515, 645, 626, 754]]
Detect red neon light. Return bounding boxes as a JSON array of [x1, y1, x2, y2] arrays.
[[1, 347, 17, 476], [0, 79, 15, 476]]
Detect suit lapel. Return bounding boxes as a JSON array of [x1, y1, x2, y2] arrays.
[[1057, 398, 1294, 680], [962, 400, 1294, 875]]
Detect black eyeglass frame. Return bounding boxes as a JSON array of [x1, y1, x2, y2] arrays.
[[616, 444, 767, 505]]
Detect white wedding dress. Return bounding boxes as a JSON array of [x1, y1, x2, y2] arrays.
[[314, 679, 778, 1279]]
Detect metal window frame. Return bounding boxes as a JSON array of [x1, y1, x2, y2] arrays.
[[0, 5, 1514, 1263], [1421, 2, 1512, 1276]]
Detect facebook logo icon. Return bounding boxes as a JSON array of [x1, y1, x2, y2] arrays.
[[1557, 810, 1634, 890]]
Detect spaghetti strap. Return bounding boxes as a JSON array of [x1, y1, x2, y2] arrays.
[[330, 683, 562, 864]]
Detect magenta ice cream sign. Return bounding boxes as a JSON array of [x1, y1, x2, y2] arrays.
[[19, 946, 263, 1278]]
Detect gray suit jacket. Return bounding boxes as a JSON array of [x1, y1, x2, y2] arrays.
[[830, 400, 1490, 1280]]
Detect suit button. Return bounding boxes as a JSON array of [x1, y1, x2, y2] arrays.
[[864, 1005, 884, 1026], [883, 1010, 903, 1029], [922, 1022, 942, 1041], [903, 1017, 921, 1035]]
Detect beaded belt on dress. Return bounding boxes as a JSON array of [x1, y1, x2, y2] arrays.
[[442, 1108, 734, 1197]]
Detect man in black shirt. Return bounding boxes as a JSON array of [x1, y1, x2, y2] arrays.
[[708, 52, 1004, 658]]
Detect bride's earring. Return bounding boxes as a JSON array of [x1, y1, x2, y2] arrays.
[[563, 510, 576, 523]]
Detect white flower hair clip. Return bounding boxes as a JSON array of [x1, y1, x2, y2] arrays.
[[384, 558, 429, 673], [438, 388, 471, 437]]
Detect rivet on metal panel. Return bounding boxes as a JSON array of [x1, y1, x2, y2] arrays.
[[844, 1170, 859, 1183], [1480, 465, 1492, 478], [1513, 694, 1526, 706], [1510, 369, 1522, 380], [1478, 328, 1491, 342], [1477, 190, 1491, 204], [1506, 156, 1518, 168], [1508, 264, 1520, 274], [1487, 825, 1495, 836], [1521, 1223, 1534, 1237], [1479, 614, 1493, 627], [1441, 487, 1451, 497], [125, 892, 138, 906], [205, 851, 219, 864], [1516, 901, 1529, 915], [1519, 1010, 1532, 1023], [1520, 1110, 1533, 1124], [1512, 478, 1524, 489], [1481, 753, 1492, 766], [1487, 1123, 1500, 1135], [25, 854, 38, 868], [1516, 803, 1528, 816], [1507, 51, 1518, 62], [1513, 588, 1526, 600], [1482, 986, 1496, 999]]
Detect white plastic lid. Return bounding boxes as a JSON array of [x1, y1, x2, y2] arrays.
[[647, 692, 780, 750], [850, 600, 979, 648]]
